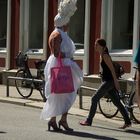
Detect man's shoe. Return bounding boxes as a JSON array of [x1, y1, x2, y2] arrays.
[[79, 120, 91, 126], [119, 123, 131, 129]]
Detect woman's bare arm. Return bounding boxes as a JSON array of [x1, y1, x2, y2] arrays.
[[49, 31, 65, 58]]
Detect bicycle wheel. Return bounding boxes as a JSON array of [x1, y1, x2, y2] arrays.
[[35, 69, 46, 102], [98, 94, 119, 118], [15, 69, 33, 98], [37, 80, 47, 102], [129, 92, 140, 123]]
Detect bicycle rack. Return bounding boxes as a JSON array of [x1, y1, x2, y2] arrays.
[[78, 85, 97, 109], [6, 76, 43, 97]]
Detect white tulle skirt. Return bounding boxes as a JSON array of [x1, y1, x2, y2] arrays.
[[40, 55, 83, 120]]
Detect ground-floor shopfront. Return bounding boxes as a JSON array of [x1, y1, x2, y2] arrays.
[[0, 0, 140, 81]]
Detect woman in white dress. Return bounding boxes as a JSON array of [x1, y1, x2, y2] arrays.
[[40, 0, 83, 131]]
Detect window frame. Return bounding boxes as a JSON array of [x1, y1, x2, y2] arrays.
[[101, 0, 140, 76], [19, 0, 48, 60]]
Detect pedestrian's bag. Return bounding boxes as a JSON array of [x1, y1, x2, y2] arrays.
[[112, 61, 124, 79], [51, 55, 74, 93]]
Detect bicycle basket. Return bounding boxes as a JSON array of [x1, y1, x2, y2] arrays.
[[16, 52, 27, 68]]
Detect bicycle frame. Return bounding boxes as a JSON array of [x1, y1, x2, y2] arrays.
[[21, 61, 32, 78], [15, 52, 46, 101]]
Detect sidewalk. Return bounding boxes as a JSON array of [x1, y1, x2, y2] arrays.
[[0, 84, 124, 125]]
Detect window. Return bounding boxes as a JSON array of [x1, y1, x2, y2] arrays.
[[112, 0, 134, 49], [0, 0, 7, 49], [28, 0, 44, 50], [20, 0, 44, 54], [68, 0, 85, 50], [102, 0, 134, 51]]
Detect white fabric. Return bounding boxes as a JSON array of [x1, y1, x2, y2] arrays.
[[54, 14, 70, 28], [54, 0, 77, 27], [40, 28, 83, 120]]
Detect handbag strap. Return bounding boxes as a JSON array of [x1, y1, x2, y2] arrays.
[[57, 53, 63, 67]]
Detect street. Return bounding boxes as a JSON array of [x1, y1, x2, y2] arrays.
[[0, 102, 140, 140]]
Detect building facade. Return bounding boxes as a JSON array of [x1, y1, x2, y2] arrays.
[[0, 0, 140, 82]]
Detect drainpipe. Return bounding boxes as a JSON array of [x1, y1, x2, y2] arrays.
[[132, 0, 140, 75], [83, 0, 90, 75], [133, 0, 139, 53], [19, 0, 24, 51], [43, 0, 49, 59], [6, 0, 11, 70]]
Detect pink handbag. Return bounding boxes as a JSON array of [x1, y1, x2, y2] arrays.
[[51, 55, 74, 93]]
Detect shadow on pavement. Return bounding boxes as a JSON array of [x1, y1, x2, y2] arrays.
[[125, 129, 140, 135], [0, 131, 7, 134], [94, 124, 140, 135], [62, 130, 118, 140]]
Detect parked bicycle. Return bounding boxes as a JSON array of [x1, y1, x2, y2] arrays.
[[98, 69, 140, 124], [15, 52, 46, 102]]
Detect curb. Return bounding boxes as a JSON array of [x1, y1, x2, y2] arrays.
[[0, 96, 124, 125], [0, 97, 42, 108]]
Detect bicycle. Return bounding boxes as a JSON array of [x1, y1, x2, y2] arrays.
[[15, 52, 47, 102], [98, 69, 140, 124]]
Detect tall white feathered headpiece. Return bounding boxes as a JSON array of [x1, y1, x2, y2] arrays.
[[54, 0, 77, 27]]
